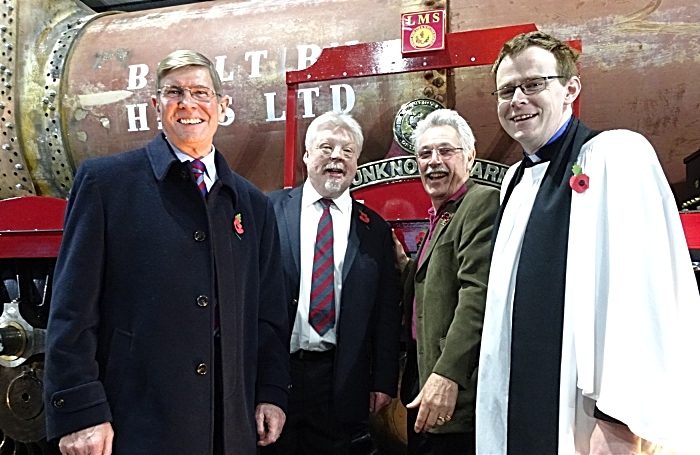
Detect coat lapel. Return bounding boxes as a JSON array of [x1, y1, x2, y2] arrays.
[[283, 187, 303, 279], [342, 201, 366, 282], [416, 193, 464, 275]]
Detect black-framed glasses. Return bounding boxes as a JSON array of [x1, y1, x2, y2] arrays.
[[158, 85, 218, 102], [492, 76, 567, 101], [417, 147, 463, 161]]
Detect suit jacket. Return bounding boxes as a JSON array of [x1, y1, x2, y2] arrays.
[[44, 134, 290, 455], [268, 185, 401, 423], [400, 179, 499, 434]]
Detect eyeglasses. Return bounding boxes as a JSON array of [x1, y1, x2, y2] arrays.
[[491, 76, 567, 101], [317, 144, 356, 160], [158, 85, 218, 102], [416, 147, 463, 161]]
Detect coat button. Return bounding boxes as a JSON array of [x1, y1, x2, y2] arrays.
[[53, 398, 64, 408], [194, 230, 206, 242], [180, 170, 188, 180], [196, 363, 208, 375], [291, 298, 298, 306], [196, 295, 209, 307]]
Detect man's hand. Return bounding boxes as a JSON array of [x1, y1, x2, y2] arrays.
[[58, 422, 113, 455], [406, 373, 458, 433], [392, 230, 410, 273], [369, 391, 393, 414], [255, 403, 286, 447]]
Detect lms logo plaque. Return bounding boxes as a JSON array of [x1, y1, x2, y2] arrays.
[[401, 9, 445, 54]]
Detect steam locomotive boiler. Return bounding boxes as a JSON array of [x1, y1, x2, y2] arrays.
[[1, 0, 700, 452]]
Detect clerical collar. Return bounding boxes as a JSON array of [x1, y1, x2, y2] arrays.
[[523, 116, 573, 166]]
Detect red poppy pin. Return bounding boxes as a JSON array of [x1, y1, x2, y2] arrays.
[[233, 213, 244, 238], [569, 163, 589, 194], [440, 212, 451, 226], [359, 211, 370, 224]]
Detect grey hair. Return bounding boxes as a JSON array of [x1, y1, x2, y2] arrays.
[[304, 112, 364, 155], [412, 109, 476, 158], [155, 50, 224, 98]]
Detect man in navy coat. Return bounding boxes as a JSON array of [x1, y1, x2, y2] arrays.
[[43, 50, 290, 455], [264, 112, 401, 454]]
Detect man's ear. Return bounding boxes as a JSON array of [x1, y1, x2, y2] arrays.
[[302, 150, 310, 165], [151, 95, 160, 114], [218, 95, 231, 123], [563, 76, 581, 106], [466, 148, 476, 171]]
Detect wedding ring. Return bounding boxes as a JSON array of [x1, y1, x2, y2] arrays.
[[445, 415, 452, 421], [437, 416, 446, 424]]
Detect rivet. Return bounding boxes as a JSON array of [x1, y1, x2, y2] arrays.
[[0, 103, 5, 109], [48, 90, 57, 97], [0, 65, 5, 71], [15, 183, 23, 190], [48, 104, 56, 110], [3, 82, 11, 89], [0, 26, 6, 32], [5, 122, 13, 129], [42, 97, 49, 104], [4, 69, 11, 76], [7, 5, 13, 13], [2, 144, 11, 150], [14, 163, 22, 170], [4, 43, 12, 51]]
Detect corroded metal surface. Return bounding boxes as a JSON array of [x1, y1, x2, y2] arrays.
[[6, 0, 700, 198]]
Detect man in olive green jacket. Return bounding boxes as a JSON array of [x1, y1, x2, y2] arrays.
[[395, 109, 499, 455]]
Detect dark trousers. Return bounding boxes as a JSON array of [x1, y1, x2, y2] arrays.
[[262, 349, 355, 455]]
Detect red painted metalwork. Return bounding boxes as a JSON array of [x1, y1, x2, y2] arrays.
[[284, 23, 539, 188], [680, 212, 700, 250], [0, 197, 67, 258], [352, 179, 432, 221]]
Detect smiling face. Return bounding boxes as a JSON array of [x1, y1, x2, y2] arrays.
[[495, 46, 580, 154], [304, 125, 359, 199], [417, 125, 474, 210], [151, 65, 229, 159]]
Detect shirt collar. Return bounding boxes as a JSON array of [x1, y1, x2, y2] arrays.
[[302, 179, 352, 214], [167, 138, 216, 178], [524, 115, 572, 163], [428, 183, 467, 218]]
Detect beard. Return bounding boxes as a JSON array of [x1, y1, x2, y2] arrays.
[[324, 179, 342, 195]]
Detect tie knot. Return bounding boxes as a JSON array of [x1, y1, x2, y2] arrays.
[[319, 198, 333, 209], [191, 159, 205, 175]]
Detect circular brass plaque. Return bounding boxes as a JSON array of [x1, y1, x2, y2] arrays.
[[393, 98, 444, 154]]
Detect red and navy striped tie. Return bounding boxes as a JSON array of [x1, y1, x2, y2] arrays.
[[309, 198, 335, 336], [190, 159, 207, 197]]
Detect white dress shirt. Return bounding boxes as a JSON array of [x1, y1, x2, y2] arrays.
[[169, 140, 218, 191], [290, 180, 352, 353]]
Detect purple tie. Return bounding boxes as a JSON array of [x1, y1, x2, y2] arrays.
[[190, 159, 207, 197], [309, 198, 335, 336]]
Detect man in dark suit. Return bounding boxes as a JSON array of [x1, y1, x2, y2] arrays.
[[43, 50, 289, 455], [265, 112, 401, 455], [394, 109, 499, 455]]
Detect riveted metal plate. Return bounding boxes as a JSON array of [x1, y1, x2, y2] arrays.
[[0, 0, 33, 199], [36, 14, 99, 198]]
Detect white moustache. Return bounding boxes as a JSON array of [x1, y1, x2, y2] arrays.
[[426, 166, 449, 176]]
